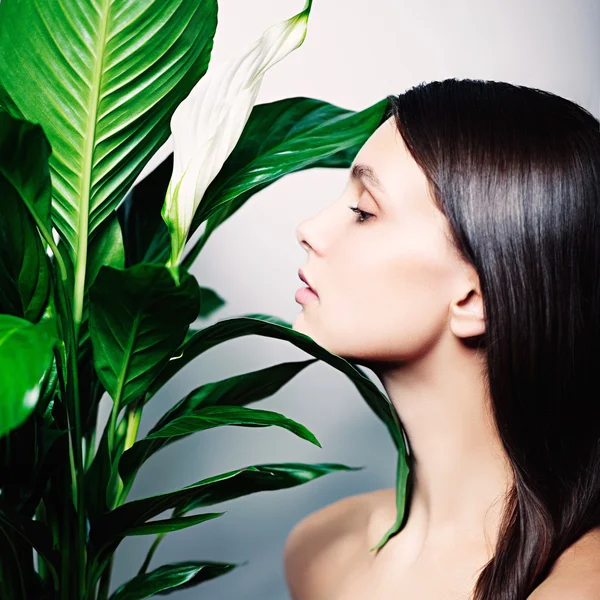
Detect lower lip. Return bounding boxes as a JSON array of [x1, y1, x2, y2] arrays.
[[295, 287, 319, 303]]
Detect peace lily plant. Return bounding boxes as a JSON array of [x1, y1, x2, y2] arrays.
[[0, 0, 409, 598]]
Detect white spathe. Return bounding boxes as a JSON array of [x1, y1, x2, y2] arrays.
[[162, 0, 313, 268]]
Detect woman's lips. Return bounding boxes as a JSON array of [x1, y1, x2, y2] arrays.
[[295, 287, 319, 304], [297, 268, 319, 303], [298, 268, 318, 296]]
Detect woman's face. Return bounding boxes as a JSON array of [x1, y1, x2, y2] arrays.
[[293, 116, 470, 364]]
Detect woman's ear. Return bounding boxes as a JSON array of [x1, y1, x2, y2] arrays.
[[449, 286, 485, 339]]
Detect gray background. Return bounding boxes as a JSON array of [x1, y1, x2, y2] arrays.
[[103, 0, 600, 598]]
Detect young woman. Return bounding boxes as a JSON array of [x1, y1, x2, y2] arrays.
[[285, 78, 600, 600]]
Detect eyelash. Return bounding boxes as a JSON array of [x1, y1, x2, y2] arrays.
[[347, 205, 374, 224]]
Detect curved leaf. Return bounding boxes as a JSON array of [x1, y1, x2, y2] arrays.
[[0, 0, 218, 310], [370, 438, 411, 553], [89, 462, 361, 553], [122, 512, 225, 537], [90, 512, 225, 581], [142, 314, 411, 550], [197, 287, 226, 319], [109, 561, 239, 599], [119, 360, 316, 492], [147, 314, 402, 448], [0, 315, 58, 437], [123, 95, 388, 267], [145, 406, 321, 447], [183, 96, 388, 266], [163, 0, 313, 266], [0, 504, 60, 590], [0, 111, 53, 323], [88, 264, 201, 410], [116, 156, 174, 267]]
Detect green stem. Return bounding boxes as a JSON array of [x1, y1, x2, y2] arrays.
[[138, 533, 166, 575], [123, 399, 142, 453], [115, 398, 143, 506], [181, 229, 209, 271], [96, 559, 113, 600], [84, 429, 97, 471], [34, 501, 48, 582], [54, 267, 87, 599], [96, 398, 144, 599], [107, 397, 120, 459]]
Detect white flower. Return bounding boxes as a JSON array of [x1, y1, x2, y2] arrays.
[[162, 0, 313, 267]]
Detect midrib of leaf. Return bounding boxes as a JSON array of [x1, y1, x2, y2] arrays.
[[107, 310, 141, 456], [74, 1, 112, 340], [116, 313, 141, 409]]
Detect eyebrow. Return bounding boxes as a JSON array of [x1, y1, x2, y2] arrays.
[[349, 163, 386, 194]]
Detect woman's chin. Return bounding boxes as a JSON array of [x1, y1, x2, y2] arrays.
[[292, 313, 310, 337]]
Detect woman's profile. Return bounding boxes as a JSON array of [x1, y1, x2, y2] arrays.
[[285, 78, 600, 600]]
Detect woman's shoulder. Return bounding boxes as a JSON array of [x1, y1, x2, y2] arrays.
[[283, 488, 396, 600], [529, 527, 600, 599]]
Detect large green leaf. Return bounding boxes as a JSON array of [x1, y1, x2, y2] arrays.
[[116, 157, 174, 267], [145, 406, 321, 446], [181, 96, 388, 267], [109, 561, 239, 599], [142, 314, 411, 550], [147, 314, 402, 448], [0, 315, 58, 438], [0, 111, 53, 323], [118, 359, 316, 493], [88, 264, 201, 410], [121, 96, 388, 267], [89, 462, 361, 556], [90, 512, 226, 582], [0, 0, 218, 302]]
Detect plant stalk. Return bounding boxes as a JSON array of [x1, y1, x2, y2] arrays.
[[96, 398, 144, 599], [54, 270, 87, 599], [96, 559, 113, 600], [138, 533, 166, 575]]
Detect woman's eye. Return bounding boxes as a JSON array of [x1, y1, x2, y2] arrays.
[[347, 205, 374, 224]]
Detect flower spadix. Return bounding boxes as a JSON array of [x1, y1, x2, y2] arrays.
[[162, 0, 313, 268]]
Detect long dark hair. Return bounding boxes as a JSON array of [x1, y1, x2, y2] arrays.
[[385, 79, 600, 599]]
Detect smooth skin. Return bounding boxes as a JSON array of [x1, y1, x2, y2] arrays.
[[286, 116, 600, 599]]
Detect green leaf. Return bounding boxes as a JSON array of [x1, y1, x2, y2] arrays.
[[119, 360, 316, 492], [146, 405, 320, 444], [0, 111, 52, 233], [88, 264, 201, 410], [0, 504, 60, 591], [86, 212, 126, 292], [116, 156, 174, 267], [370, 440, 411, 552], [197, 286, 226, 319], [0, 111, 53, 323], [89, 463, 361, 554], [108, 561, 239, 599], [0, 315, 58, 437], [84, 413, 119, 523], [122, 512, 225, 537], [141, 314, 411, 549], [182, 96, 388, 267], [0, 0, 218, 284], [124, 96, 388, 267], [147, 314, 402, 448], [163, 0, 313, 267], [89, 511, 225, 580]]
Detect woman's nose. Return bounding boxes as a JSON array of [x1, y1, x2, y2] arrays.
[[296, 218, 313, 253], [295, 198, 342, 255]]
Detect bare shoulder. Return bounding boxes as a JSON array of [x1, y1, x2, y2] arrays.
[[283, 488, 396, 600], [527, 527, 600, 599]]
